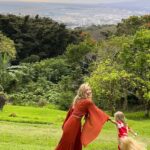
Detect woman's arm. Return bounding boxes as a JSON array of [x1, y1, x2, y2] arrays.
[[81, 100, 110, 146]]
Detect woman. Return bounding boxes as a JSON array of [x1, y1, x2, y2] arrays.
[[55, 83, 110, 150]]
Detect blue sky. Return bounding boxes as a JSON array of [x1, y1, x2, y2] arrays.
[[0, 0, 133, 3]]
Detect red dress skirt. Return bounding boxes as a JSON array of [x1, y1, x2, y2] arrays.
[[55, 99, 109, 150]]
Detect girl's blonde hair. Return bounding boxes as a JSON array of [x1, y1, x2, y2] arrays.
[[114, 111, 126, 126], [72, 83, 92, 107], [120, 137, 147, 150]]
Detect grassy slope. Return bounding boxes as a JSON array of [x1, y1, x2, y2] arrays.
[[0, 105, 66, 125], [0, 105, 149, 150]]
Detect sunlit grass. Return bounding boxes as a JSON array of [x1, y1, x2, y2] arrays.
[[0, 105, 149, 150], [0, 104, 65, 125]]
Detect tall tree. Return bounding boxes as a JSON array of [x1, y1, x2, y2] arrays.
[[118, 29, 150, 117], [0, 32, 16, 90], [86, 60, 132, 115]]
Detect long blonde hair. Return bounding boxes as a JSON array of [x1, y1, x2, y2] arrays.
[[114, 111, 127, 126], [72, 83, 92, 107], [120, 137, 147, 150]]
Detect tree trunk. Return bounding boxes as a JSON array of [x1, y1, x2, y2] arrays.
[[123, 92, 128, 111], [111, 105, 115, 116], [109, 82, 116, 116], [145, 102, 150, 118], [0, 95, 6, 111], [109, 95, 115, 116]]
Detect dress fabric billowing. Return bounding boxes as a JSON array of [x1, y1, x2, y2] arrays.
[[55, 99, 109, 150]]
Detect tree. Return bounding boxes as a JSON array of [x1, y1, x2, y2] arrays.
[[97, 36, 132, 63], [118, 29, 150, 117], [116, 15, 150, 36], [0, 32, 16, 58], [86, 60, 132, 115], [65, 38, 97, 89], [0, 32, 16, 91], [65, 38, 96, 64], [0, 14, 83, 63]]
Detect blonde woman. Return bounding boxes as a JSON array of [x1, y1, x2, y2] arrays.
[[55, 83, 110, 150]]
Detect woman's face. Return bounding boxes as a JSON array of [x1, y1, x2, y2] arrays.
[[85, 87, 92, 98]]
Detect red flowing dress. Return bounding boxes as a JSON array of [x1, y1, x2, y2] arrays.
[[55, 99, 109, 150]]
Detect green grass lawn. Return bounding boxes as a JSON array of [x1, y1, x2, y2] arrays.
[[0, 105, 150, 150], [0, 104, 66, 125]]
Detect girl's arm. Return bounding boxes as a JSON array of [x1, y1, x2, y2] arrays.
[[128, 127, 137, 136], [108, 118, 117, 125]]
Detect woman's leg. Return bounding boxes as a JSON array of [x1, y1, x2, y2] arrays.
[[74, 124, 82, 150], [55, 117, 81, 150]]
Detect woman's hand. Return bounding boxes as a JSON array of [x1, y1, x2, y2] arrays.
[[108, 118, 117, 125]]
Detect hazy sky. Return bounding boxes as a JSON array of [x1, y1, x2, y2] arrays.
[[0, 0, 133, 3]]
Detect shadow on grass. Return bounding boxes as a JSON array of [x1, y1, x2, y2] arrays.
[[0, 119, 54, 125]]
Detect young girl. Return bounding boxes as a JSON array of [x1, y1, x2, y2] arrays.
[[109, 111, 138, 150]]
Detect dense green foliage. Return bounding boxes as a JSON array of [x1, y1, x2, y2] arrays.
[[77, 24, 117, 41], [86, 29, 150, 116], [0, 32, 17, 93], [0, 32, 16, 58], [0, 14, 150, 117], [0, 14, 83, 63], [116, 15, 150, 35]]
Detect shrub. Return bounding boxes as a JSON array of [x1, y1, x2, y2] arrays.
[[9, 113, 17, 117], [22, 55, 40, 63], [37, 99, 47, 107], [58, 91, 74, 110]]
